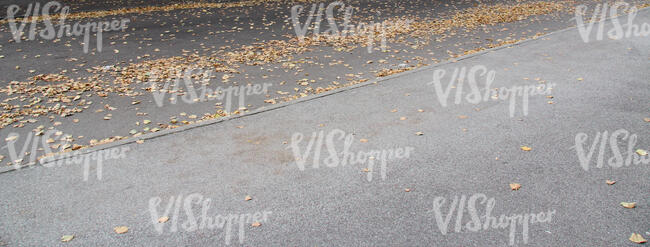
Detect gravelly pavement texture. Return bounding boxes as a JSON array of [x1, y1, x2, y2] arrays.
[[0, 7, 648, 246]]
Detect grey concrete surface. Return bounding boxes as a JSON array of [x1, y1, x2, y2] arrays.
[[0, 7, 648, 247]]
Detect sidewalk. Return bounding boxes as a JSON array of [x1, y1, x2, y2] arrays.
[[0, 9, 648, 246]]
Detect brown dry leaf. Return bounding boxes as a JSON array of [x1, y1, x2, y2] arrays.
[[520, 146, 532, 151], [404, 188, 411, 192], [362, 168, 369, 172], [458, 115, 468, 119], [629, 233, 647, 244], [61, 235, 74, 242], [114, 226, 129, 234], [158, 217, 169, 223], [390, 109, 397, 113], [360, 139, 368, 143], [620, 202, 636, 209], [510, 183, 521, 190], [245, 195, 252, 201], [400, 117, 407, 120], [251, 222, 261, 227], [606, 180, 616, 185]]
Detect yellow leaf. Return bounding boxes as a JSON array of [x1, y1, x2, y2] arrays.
[[520, 146, 532, 151], [636, 149, 648, 156], [620, 202, 636, 209], [629, 233, 647, 244], [61, 235, 74, 242], [510, 183, 521, 190], [114, 226, 129, 234]]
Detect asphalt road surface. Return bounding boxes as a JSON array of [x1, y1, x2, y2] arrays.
[[0, 0, 649, 246]]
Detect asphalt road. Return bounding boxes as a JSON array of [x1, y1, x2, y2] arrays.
[[0, 7, 648, 246], [3, 0, 644, 165]]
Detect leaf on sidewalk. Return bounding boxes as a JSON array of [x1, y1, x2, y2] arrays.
[[620, 202, 636, 209], [114, 226, 129, 234], [510, 183, 521, 190], [251, 222, 261, 227], [61, 235, 74, 242], [245, 195, 252, 201], [635, 149, 648, 156], [605, 180, 616, 185], [520, 146, 532, 151], [629, 233, 647, 244], [158, 217, 169, 223]]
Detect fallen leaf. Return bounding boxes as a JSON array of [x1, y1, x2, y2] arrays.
[[400, 117, 407, 120], [510, 183, 521, 190], [251, 222, 261, 227], [245, 195, 252, 201], [360, 139, 368, 143], [636, 149, 648, 156], [114, 226, 128, 234], [5, 135, 18, 142], [520, 146, 532, 151], [404, 188, 411, 192], [577, 77, 583, 81], [158, 217, 169, 223], [458, 115, 468, 119], [629, 233, 647, 244], [415, 131, 424, 136], [644, 118, 650, 122], [61, 235, 74, 242], [620, 202, 636, 208], [362, 168, 369, 172], [606, 180, 616, 185]]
